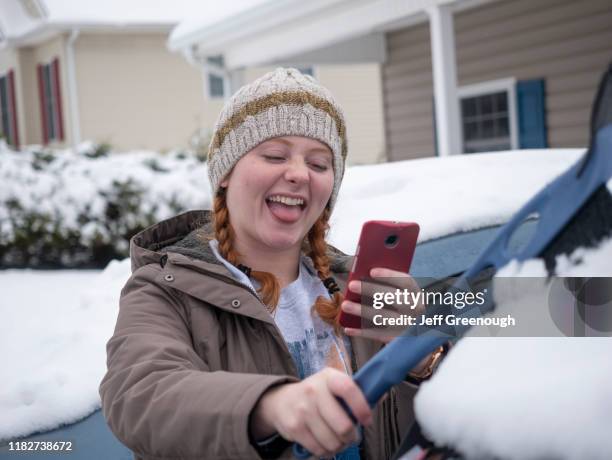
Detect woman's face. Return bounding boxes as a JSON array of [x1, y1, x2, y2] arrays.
[[220, 136, 334, 253]]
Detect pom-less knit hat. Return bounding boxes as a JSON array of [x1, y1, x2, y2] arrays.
[[207, 67, 348, 210]]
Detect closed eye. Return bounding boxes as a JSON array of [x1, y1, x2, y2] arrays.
[[263, 155, 286, 162], [310, 163, 329, 171]]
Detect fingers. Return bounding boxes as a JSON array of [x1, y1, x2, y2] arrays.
[[286, 422, 329, 458], [325, 370, 372, 428], [276, 394, 332, 458], [279, 369, 372, 458], [296, 370, 368, 457], [315, 383, 361, 447], [342, 299, 405, 320], [305, 403, 349, 456], [347, 271, 424, 315]]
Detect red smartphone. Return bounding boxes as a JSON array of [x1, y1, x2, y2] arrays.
[[338, 220, 420, 329]]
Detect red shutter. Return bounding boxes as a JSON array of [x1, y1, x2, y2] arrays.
[[7, 69, 20, 149], [37, 64, 49, 144], [52, 58, 64, 141]]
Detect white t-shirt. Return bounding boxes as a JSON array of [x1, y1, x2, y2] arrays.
[[209, 239, 353, 379]]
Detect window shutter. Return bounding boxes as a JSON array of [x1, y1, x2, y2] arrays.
[[516, 79, 547, 148], [8, 69, 20, 148], [52, 58, 65, 141], [37, 64, 49, 144]]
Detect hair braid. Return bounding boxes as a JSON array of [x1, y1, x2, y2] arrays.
[[210, 190, 280, 311], [306, 207, 344, 329]]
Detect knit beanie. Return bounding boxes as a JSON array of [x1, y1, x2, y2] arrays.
[[207, 67, 348, 211]]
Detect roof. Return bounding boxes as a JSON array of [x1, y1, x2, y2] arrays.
[[0, 0, 203, 46], [167, 0, 467, 69]]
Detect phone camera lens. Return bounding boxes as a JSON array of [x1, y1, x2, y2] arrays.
[[385, 234, 398, 248]]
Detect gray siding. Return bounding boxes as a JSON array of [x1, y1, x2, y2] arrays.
[[383, 24, 434, 161], [382, 0, 612, 161]]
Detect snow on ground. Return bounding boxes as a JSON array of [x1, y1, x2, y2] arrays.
[[0, 261, 128, 442], [0, 146, 595, 445], [415, 238, 612, 460]]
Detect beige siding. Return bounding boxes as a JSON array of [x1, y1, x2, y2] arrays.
[[232, 64, 385, 165], [75, 33, 204, 151], [382, 0, 612, 160], [18, 48, 38, 145], [316, 64, 385, 165]]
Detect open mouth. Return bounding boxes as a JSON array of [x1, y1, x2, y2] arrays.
[[266, 194, 307, 209], [265, 194, 307, 223]]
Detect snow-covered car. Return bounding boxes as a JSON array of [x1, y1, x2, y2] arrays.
[[2, 147, 610, 460]]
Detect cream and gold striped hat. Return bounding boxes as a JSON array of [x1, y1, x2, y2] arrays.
[[207, 67, 348, 211]]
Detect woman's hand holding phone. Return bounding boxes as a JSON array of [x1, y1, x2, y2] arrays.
[[341, 267, 425, 344], [341, 268, 437, 378]]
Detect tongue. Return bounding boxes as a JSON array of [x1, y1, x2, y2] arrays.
[[267, 201, 302, 223]]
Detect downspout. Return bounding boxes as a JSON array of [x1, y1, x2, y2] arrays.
[[65, 29, 81, 149]]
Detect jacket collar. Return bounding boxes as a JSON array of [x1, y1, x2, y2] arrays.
[[130, 209, 353, 275]]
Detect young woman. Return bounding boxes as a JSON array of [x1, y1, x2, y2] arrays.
[[100, 68, 444, 460]]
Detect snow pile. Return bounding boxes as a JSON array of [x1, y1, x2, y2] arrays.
[[415, 238, 612, 460], [0, 142, 210, 267]]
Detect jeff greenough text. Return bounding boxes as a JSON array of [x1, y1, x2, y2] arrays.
[[371, 288, 516, 329]]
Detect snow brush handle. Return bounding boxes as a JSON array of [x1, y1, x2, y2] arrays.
[[293, 335, 446, 458]]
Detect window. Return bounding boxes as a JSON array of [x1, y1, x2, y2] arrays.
[[208, 74, 225, 98], [37, 58, 64, 143], [206, 55, 226, 99], [458, 78, 518, 154], [0, 69, 20, 148]]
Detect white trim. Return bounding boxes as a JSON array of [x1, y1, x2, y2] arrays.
[[458, 77, 518, 151], [171, 0, 459, 69], [65, 28, 80, 148], [428, 4, 461, 156], [168, 0, 346, 54]]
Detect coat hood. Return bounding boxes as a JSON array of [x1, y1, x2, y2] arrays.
[[129, 210, 353, 275]]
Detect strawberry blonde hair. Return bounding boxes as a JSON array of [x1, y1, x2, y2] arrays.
[[204, 188, 343, 327]]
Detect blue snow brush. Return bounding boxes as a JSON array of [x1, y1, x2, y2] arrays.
[[293, 62, 612, 459]]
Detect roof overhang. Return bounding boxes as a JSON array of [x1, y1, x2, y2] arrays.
[[168, 0, 459, 69]]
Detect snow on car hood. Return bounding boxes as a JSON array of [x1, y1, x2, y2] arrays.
[[330, 149, 583, 253], [415, 236, 612, 460]]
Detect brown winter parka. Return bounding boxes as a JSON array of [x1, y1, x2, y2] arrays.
[[99, 210, 419, 460]]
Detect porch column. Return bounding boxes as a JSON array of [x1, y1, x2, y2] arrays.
[[428, 4, 461, 156]]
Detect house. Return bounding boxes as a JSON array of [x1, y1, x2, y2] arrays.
[[169, 0, 612, 162], [0, 0, 205, 152]]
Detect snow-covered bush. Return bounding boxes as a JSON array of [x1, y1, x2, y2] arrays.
[[0, 141, 211, 268]]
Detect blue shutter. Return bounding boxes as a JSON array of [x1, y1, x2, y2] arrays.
[[516, 79, 547, 148]]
